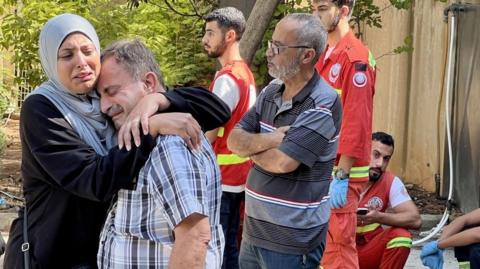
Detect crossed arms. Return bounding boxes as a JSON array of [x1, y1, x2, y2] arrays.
[[227, 126, 300, 174]]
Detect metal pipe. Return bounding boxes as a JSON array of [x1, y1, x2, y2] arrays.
[[413, 5, 457, 246]]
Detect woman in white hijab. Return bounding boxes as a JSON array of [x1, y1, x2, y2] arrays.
[[4, 13, 229, 269]]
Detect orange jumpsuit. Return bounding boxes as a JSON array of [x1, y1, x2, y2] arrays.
[[356, 171, 412, 269], [316, 31, 376, 269]]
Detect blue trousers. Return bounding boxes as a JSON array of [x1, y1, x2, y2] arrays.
[[220, 191, 244, 269], [239, 241, 325, 269], [455, 243, 480, 269]]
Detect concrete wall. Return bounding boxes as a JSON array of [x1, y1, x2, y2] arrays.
[[364, 0, 460, 191]]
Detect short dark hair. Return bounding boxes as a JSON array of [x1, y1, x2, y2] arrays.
[[205, 7, 246, 41], [372, 132, 394, 149]]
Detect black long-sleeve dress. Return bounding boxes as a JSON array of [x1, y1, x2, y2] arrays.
[[4, 87, 230, 269]]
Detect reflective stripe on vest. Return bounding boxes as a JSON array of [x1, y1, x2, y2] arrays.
[[335, 88, 342, 97], [386, 237, 412, 249], [217, 127, 225, 138], [459, 261, 470, 269], [333, 166, 370, 179], [368, 51, 376, 70], [217, 154, 250, 165], [356, 223, 380, 234]]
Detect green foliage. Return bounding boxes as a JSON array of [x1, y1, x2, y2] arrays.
[[0, 0, 442, 94], [0, 0, 218, 90], [352, 0, 382, 30], [127, 2, 215, 86], [389, 0, 413, 10], [0, 0, 131, 88], [393, 35, 414, 54]]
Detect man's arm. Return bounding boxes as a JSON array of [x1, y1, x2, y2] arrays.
[[118, 87, 231, 149], [227, 126, 288, 158], [438, 208, 480, 248], [164, 87, 231, 131], [359, 201, 422, 229], [206, 74, 240, 145], [169, 213, 211, 269], [205, 129, 219, 144], [337, 62, 375, 174], [438, 227, 480, 249], [337, 155, 356, 176], [250, 148, 300, 173]]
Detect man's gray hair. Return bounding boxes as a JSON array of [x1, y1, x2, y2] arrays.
[[102, 39, 165, 89], [205, 7, 246, 41], [284, 13, 327, 64]]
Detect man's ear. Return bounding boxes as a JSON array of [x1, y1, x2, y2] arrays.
[[143, 72, 158, 94], [301, 48, 317, 65], [225, 29, 236, 43]]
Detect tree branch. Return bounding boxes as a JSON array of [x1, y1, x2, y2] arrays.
[[163, 0, 199, 17], [188, 0, 202, 18], [375, 51, 396, 60], [240, 0, 283, 65], [379, 4, 393, 13]]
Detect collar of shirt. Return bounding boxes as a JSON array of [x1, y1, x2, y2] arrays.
[[320, 30, 356, 65], [272, 72, 321, 110]]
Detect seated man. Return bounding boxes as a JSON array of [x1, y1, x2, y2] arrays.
[[96, 39, 223, 268], [421, 208, 480, 269], [356, 132, 422, 269]]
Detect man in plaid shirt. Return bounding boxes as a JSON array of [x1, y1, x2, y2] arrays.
[[96, 39, 224, 268]]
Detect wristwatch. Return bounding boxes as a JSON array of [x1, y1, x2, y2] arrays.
[[334, 168, 350, 180]]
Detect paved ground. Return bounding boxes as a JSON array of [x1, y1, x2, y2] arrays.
[[0, 235, 460, 269], [406, 240, 458, 268], [0, 214, 461, 268]]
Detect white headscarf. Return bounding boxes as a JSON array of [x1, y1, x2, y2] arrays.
[[28, 13, 115, 155]]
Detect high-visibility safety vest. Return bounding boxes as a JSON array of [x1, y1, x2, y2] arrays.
[[356, 171, 394, 235], [209, 60, 256, 192], [356, 171, 413, 250]]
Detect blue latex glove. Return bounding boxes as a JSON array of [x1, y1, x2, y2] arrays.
[[421, 241, 444, 269], [421, 252, 443, 269], [329, 176, 349, 208], [421, 241, 441, 257]]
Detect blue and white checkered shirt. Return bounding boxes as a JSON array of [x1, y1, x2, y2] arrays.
[[97, 135, 224, 268]]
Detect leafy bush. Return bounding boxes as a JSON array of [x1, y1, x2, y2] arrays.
[[0, 0, 215, 90]]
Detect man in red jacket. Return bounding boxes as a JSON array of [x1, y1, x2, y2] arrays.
[[202, 7, 256, 269], [312, 1, 376, 268], [356, 132, 422, 269]]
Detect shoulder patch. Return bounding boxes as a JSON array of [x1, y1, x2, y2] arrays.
[[355, 63, 368, 72], [352, 72, 367, 88]]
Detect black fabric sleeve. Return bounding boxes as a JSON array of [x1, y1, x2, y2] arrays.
[[162, 86, 231, 131], [21, 95, 156, 202]]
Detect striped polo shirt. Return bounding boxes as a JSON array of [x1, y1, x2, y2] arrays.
[[236, 72, 342, 254]]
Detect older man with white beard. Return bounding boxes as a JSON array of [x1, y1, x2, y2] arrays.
[[227, 13, 343, 269]]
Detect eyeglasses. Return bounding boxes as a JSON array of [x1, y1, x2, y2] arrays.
[[267, 40, 311, 56]]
